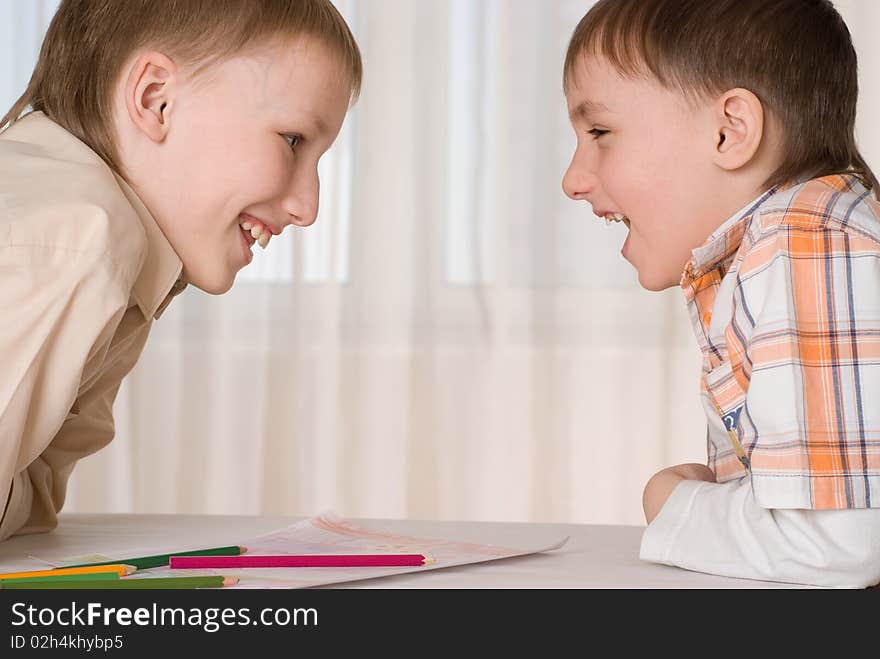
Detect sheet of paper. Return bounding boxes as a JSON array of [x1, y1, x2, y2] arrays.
[[53, 512, 569, 589]]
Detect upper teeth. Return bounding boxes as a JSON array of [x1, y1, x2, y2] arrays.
[[240, 220, 271, 249], [604, 213, 626, 225]]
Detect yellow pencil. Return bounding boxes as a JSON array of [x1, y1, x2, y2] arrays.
[[708, 398, 751, 469], [0, 564, 136, 581]]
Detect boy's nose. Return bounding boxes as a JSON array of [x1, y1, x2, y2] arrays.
[[562, 157, 598, 201], [284, 171, 320, 227], [287, 202, 318, 228]]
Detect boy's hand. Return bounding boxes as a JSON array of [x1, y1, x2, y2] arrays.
[[642, 463, 716, 524]]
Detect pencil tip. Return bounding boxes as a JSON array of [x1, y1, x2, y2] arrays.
[[123, 565, 137, 575], [223, 576, 239, 586], [239, 546, 248, 554], [422, 557, 436, 566]]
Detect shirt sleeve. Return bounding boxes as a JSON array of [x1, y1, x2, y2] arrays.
[[639, 477, 880, 588], [0, 246, 129, 541]]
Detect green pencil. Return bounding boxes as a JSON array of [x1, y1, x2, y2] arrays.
[[1, 576, 238, 590], [1, 572, 120, 585], [59, 545, 246, 571]]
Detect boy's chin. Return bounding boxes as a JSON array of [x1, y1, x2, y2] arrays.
[[636, 268, 679, 292], [199, 279, 235, 295], [185, 268, 235, 295]]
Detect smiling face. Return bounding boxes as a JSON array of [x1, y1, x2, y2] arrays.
[[562, 56, 730, 291], [115, 36, 353, 294]]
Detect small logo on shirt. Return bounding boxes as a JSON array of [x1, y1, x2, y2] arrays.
[[722, 405, 743, 432]]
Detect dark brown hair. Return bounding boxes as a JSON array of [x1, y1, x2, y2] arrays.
[[564, 0, 878, 195], [1, 0, 362, 175]]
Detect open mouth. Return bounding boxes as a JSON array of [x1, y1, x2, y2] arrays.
[[598, 212, 633, 258], [239, 216, 272, 249], [602, 212, 631, 228]]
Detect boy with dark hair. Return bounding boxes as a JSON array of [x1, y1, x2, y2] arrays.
[[563, 0, 880, 587]]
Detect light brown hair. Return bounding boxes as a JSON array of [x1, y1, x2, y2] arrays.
[[1, 0, 362, 175], [564, 0, 879, 195]]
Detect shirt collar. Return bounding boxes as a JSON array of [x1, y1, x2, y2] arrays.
[[680, 186, 781, 287], [111, 173, 186, 319], [4, 111, 185, 320]]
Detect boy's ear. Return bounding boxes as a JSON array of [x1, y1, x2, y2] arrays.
[[123, 51, 178, 143], [712, 88, 764, 171]]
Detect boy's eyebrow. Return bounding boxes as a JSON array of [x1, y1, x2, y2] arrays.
[[310, 114, 330, 135], [280, 112, 330, 136], [569, 99, 610, 122]]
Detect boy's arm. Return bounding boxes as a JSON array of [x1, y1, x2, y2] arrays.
[[16, 316, 150, 538], [640, 476, 880, 588], [642, 463, 715, 523], [0, 251, 129, 541]]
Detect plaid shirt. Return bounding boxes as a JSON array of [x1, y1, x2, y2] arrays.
[[682, 174, 880, 509]]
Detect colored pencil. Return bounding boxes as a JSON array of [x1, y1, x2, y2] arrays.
[[0, 564, 135, 580], [170, 554, 430, 568], [1, 572, 120, 584], [60, 546, 246, 571], [0, 576, 238, 590]]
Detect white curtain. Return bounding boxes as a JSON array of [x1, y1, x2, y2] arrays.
[[0, 0, 60, 106], [3, 1, 879, 526]]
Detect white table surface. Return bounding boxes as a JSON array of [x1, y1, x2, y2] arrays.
[[0, 514, 805, 589]]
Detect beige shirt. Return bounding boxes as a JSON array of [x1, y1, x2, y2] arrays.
[[0, 111, 185, 541]]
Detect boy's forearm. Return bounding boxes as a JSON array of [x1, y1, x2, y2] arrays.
[[643, 463, 716, 524]]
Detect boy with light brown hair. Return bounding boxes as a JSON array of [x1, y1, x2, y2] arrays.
[[563, 0, 880, 587], [0, 0, 361, 541]]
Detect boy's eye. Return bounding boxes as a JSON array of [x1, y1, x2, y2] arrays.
[[588, 128, 608, 140], [282, 134, 302, 150]]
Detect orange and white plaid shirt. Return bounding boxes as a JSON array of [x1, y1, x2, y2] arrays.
[[682, 174, 880, 510]]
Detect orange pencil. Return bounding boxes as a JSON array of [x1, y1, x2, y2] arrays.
[[0, 564, 136, 580]]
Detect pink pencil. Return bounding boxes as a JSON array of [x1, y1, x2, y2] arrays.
[[169, 554, 431, 568]]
